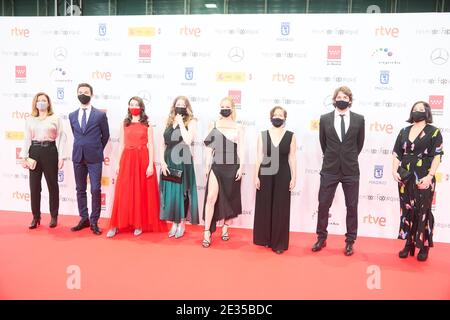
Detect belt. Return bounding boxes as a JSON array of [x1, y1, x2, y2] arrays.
[[31, 140, 55, 147]]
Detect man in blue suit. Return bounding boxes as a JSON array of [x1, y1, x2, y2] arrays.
[[69, 83, 110, 235]]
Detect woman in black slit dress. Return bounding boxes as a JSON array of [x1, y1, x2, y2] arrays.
[[202, 97, 244, 248]]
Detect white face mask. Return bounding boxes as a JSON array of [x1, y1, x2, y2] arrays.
[[36, 101, 48, 111]]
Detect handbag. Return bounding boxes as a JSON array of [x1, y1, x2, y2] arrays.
[[161, 167, 183, 184], [397, 166, 412, 182], [26, 157, 37, 170]]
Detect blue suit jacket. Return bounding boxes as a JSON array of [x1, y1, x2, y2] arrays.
[[69, 107, 110, 163]]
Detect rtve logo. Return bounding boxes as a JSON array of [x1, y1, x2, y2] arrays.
[[272, 72, 295, 84], [375, 26, 399, 38], [12, 191, 30, 201], [11, 27, 30, 37], [179, 26, 201, 37], [369, 121, 393, 134], [91, 70, 111, 80], [363, 214, 386, 226], [12, 111, 31, 120]]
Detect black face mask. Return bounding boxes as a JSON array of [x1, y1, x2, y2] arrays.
[[412, 111, 427, 123], [271, 117, 284, 128], [220, 109, 232, 118], [78, 94, 91, 105], [334, 100, 350, 110], [175, 107, 187, 116]]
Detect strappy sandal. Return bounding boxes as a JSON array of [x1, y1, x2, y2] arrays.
[[221, 224, 230, 241], [202, 230, 211, 248]]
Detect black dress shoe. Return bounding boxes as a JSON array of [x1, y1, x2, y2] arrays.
[[49, 216, 58, 228], [90, 223, 102, 235], [344, 243, 354, 256], [29, 218, 41, 229], [71, 219, 90, 232], [417, 247, 429, 261], [312, 239, 327, 252], [274, 249, 284, 254]]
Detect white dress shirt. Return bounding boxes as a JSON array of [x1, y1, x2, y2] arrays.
[[334, 109, 350, 142], [78, 104, 92, 128]]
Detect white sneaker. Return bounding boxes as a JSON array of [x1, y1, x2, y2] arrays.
[[168, 223, 178, 238], [134, 229, 142, 236], [106, 228, 118, 238]]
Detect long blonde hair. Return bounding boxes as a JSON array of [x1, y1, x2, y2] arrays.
[[165, 96, 195, 128], [220, 96, 237, 121], [31, 92, 54, 117]]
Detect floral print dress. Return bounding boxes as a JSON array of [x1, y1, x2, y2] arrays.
[[393, 124, 443, 249]]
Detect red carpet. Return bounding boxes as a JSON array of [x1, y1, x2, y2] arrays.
[[1, 210, 449, 300]]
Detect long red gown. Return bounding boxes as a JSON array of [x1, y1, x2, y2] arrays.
[[109, 122, 167, 232]]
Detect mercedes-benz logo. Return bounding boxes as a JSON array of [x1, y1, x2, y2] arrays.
[[323, 94, 334, 108], [430, 48, 449, 65], [228, 47, 244, 62], [138, 90, 152, 106], [54, 47, 68, 61]]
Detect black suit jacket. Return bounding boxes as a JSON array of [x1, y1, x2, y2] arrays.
[[319, 110, 365, 176]]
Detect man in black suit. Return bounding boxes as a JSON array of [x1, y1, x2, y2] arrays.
[[312, 86, 365, 256]]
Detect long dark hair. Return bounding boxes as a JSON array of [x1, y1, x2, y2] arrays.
[[124, 96, 149, 127]]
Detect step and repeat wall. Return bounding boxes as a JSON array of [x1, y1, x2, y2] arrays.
[[1, 13, 449, 242]]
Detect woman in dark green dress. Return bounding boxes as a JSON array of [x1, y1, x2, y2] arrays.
[[160, 96, 199, 238], [392, 101, 443, 261]]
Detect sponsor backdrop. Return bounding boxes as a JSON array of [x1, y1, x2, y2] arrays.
[[1, 13, 449, 242]]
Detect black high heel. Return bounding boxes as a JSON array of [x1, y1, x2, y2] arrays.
[[29, 218, 40, 229], [221, 224, 230, 241], [417, 247, 429, 261], [398, 242, 415, 258], [49, 216, 58, 228]]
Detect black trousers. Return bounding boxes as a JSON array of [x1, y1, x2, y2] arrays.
[[316, 172, 359, 244], [28, 142, 59, 219]]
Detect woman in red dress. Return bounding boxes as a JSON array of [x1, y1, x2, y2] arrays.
[[107, 96, 166, 237]]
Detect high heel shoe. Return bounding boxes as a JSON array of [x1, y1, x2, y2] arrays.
[[175, 223, 185, 239], [417, 247, 429, 261], [106, 227, 118, 238], [49, 216, 58, 228], [29, 218, 40, 229], [398, 242, 415, 258], [202, 230, 211, 248], [221, 224, 230, 241], [168, 223, 178, 238]]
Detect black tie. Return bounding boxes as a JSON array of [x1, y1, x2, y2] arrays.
[[339, 114, 345, 142]]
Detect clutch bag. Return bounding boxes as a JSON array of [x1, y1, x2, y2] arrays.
[[161, 167, 183, 184], [27, 157, 37, 170]]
